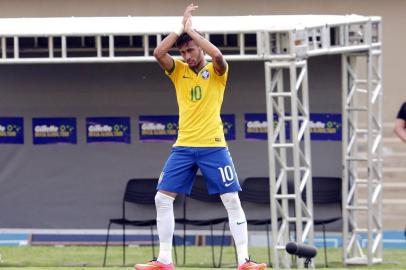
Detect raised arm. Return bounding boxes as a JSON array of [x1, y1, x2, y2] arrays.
[[153, 4, 199, 72], [153, 33, 178, 72], [183, 5, 227, 75]]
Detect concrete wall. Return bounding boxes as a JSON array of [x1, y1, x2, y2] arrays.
[[0, 0, 404, 122], [0, 56, 342, 228]]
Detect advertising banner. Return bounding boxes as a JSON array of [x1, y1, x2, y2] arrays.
[[139, 114, 236, 142], [139, 115, 179, 142], [0, 117, 24, 144], [86, 117, 131, 144], [310, 113, 342, 141], [221, 114, 236, 141], [32, 118, 77, 144], [244, 113, 291, 140], [244, 113, 341, 141]]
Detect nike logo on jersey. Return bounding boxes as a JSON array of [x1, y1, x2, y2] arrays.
[[182, 75, 193, 79], [224, 182, 233, 187], [236, 221, 246, 225]]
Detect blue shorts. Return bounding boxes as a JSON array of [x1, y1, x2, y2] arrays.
[[157, 147, 241, 195]]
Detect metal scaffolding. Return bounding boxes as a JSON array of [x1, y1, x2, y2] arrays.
[[341, 20, 383, 266], [265, 59, 313, 268], [0, 14, 383, 268]]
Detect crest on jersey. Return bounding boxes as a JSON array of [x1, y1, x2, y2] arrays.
[[201, 69, 210, 80]]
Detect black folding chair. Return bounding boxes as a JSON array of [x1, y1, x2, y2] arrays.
[[289, 176, 342, 267], [240, 177, 274, 266], [175, 175, 229, 268], [310, 177, 342, 268], [103, 178, 158, 266]]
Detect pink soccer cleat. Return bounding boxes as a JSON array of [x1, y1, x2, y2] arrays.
[[135, 259, 175, 270], [237, 258, 267, 270]]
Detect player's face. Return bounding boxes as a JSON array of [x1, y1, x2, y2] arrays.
[[179, 40, 204, 69]]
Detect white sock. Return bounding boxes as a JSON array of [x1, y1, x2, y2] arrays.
[[221, 192, 249, 266], [155, 192, 175, 264]]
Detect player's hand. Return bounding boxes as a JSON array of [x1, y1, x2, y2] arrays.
[[182, 3, 198, 27], [184, 17, 192, 33]]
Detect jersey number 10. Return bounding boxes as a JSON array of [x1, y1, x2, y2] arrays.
[[191, 86, 202, 101]]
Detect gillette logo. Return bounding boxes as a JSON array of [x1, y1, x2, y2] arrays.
[[34, 124, 72, 138], [309, 121, 325, 128], [88, 125, 112, 132], [34, 125, 59, 132], [141, 123, 165, 130], [247, 121, 267, 128]]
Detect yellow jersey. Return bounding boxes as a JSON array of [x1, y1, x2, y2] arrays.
[[165, 59, 228, 147]]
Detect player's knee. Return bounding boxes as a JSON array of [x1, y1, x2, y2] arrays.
[[220, 192, 242, 211], [155, 192, 175, 209]]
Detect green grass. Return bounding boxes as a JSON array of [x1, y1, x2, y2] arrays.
[[0, 246, 405, 269]]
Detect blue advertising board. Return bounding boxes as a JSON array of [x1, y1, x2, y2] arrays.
[[86, 117, 131, 144], [310, 113, 342, 141], [139, 115, 179, 142], [0, 117, 24, 144], [245, 113, 341, 141], [32, 118, 77, 144], [139, 114, 236, 142], [244, 113, 291, 140], [221, 114, 236, 141]]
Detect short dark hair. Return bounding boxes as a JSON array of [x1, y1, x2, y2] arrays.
[[175, 30, 204, 48]]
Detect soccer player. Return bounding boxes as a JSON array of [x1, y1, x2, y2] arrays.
[[394, 101, 406, 239], [394, 101, 406, 143], [135, 4, 267, 270]]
